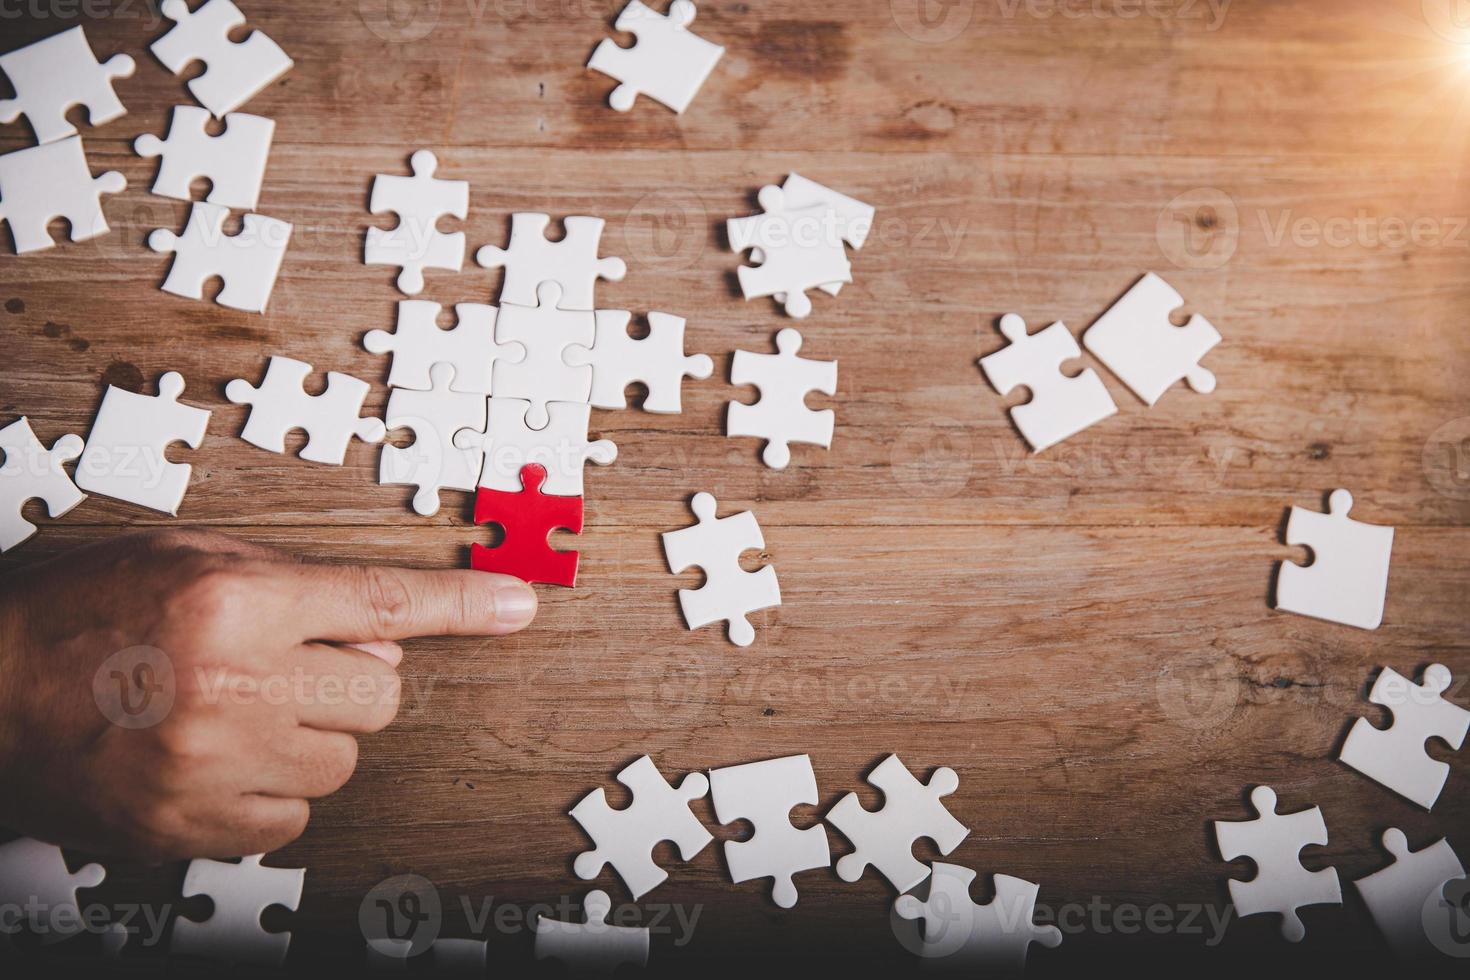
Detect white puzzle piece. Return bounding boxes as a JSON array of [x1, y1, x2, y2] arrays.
[[150, 0, 293, 117], [728, 185, 852, 319], [489, 281, 592, 427], [0, 417, 85, 553], [0, 136, 125, 254], [662, 492, 780, 647], [227, 355, 386, 465], [587, 0, 724, 113], [0, 26, 135, 145], [1275, 488, 1395, 630], [1083, 272, 1221, 405], [565, 310, 712, 413], [1356, 829, 1466, 960], [727, 327, 837, 470], [76, 371, 211, 515], [1213, 785, 1341, 942], [380, 363, 487, 516], [0, 838, 104, 944], [476, 212, 625, 311], [365, 149, 468, 296], [1339, 664, 1469, 811], [364, 300, 510, 394], [453, 397, 616, 497], [979, 313, 1117, 453], [894, 863, 1062, 970], [535, 890, 649, 974], [708, 754, 830, 908], [760, 173, 875, 299], [828, 755, 968, 893], [149, 200, 291, 314], [134, 104, 274, 210], [570, 754, 712, 900], [172, 854, 304, 968]]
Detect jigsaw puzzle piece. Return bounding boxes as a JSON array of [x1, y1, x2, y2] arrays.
[[728, 185, 852, 319], [1339, 664, 1469, 810], [453, 397, 616, 497], [709, 754, 830, 908], [1275, 488, 1395, 631], [565, 310, 713, 412], [149, 201, 292, 313], [894, 862, 1062, 969], [1083, 272, 1220, 405], [758, 173, 875, 299], [151, 0, 293, 117], [134, 105, 275, 210], [535, 890, 649, 973], [0, 136, 126, 254], [727, 327, 837, 469], [662, 492, 780, 647], [380, 363, 487, 516], [76, 371, 211, 515], [226, 355, 386, 464], [0, 417, 85, 553], [476, 212, 626, 311], [471, 463, 583, 587], [365, 149, 468, 296], [1355, 829, 1466, 960], [587, 0, 724, 113], [0, 838, 105, 944], [364, 300, 509, 394], [828, 755, 968, 892], [0, 26, 135, 145], [979, 313, 1117, 453], [489, 281, 593, 427], [171, 854, 304, 967]]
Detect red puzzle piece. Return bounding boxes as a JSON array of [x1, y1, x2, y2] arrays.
[[470, 464, 583, 587]]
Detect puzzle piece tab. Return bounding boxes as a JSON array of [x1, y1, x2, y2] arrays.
[[0, 837, 105, 944], [76, 371, 211, 515], [1275, 488, 1395, 630], [894, 863, 1062, 970], [571, 754, 712, 900], [979, 313, 1117, 453], [1340, 664, 1469, 810], [1083, 271, 1220, 405], [364, 300, 510, 394], [226, 355, 385, 464], [534, 890, 649, 973], [151, 0, 293, 117], [453, 397, 616, 497], [0, 135, 125, 254], [728, 185, 852, 319], [727, 327, 837, 470], [171, 854, 304, 968], [1213, 785, 1341, 942], [565, 310, 712, 412], [828, 755, 968, 893], [662, 492, 780, 647], [380, 363, 487, 516], [149, 200, 292, 313], [476, 212, 625, 311], [134, 104, 274, 210], [587, 0, 724, 113], [709, 754, 830, 908], [490, 281, 593, 427], [365, 149, 468, 296], [0, 26, 135, 145], [0, 417, 85, 553], [1355, 829, 1467, 960], [471, 463, 583, 587]]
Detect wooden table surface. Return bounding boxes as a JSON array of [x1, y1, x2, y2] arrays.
[[3, 0, 1469, 972]]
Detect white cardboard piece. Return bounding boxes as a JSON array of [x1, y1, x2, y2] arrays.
[[662, 492, 780, 648], [728, 185, 852, 319], [0, 26, 135, 145], [380, 363, 487, 516], [1275, 488, 1394, 630], [534, 890, 649, 973], [364, 300, 510, 394], [226, 355, 385, 465], [452, 397, 616, 497], [0, 135, 125, 254], [979, 313, 1117, 453], [708, 754, 830, 908], [727, 327, 837, 470], [565, 310, 712, 413], [1083, 271, 1220, 405], [365, 149, 468, 296], [827, 754, 968, 893], [895, 863, 1062, 970], [1356, 829, 1466, 960], [149, 200, 291, 314], [476, 212, 625, 311], [587, 0, 724, 113], [1339, 664, 1469, 811], [134, 104, 275, 210], [150, 0, 293, 117], [76, 371, 211, 515], [0, 417, 85, 553], [171, 854, 304, 968], [488, 281, 591, 428], [760, 173, 874, 299], [0, 838, 105, 945]]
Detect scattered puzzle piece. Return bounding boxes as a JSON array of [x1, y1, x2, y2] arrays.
[[476, 212, 625, 311], [894, 862, 1062, 970], [171, 854, 304, 968], [0, 837, 105, 945], [534, 890, 649, 974], [979, 313, 1117, 453], [587, 0, 724, 113], [226, 355, 385, 464], [380, 363, 487, 516], [453, 397, 616, 497], [76, 371, 211, 515], [708, 754, 830, 908], [728, 184, 852, 319], [365, 149, 468, 296], [1275, 488, 1394, 630], [471, 463, 583, 587], [727, 327, 837, 470], [0, 417, 85, 553], [0, 26, 135, 145], [1213, 785, 1341, 942], [134, 104, 275, 210], [149, 200, 292, 313], [0, 135, 125, 254], [1339, 663, 1469, 810], [565, 310, 712, 413], [1355, 829, 1466, 960], [759, 173, 874, 300], [662, 492, 780, 647], [490, 281, 593, 427], [364, 300, 511, 394], [1083, 272, 1220, 405], [571, 755, 712, 900], [150, 0, 293, 117], [828, 754, 968, 893]]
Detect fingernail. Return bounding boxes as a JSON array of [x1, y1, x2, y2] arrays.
[[494, 582, 538, 628], [351, 640, 404, 667]]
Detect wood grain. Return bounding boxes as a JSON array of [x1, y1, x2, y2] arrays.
[[1, 0, 1468, 971]]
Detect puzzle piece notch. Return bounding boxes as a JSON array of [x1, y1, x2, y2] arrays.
[[364, 300, 512, 394], [226, 355, 386, 465], [534, 890, 650, 973], [828, 755, 969, 893], [1276, 488, 1395, 631], [662, 492, 780, 647], [149, 200, 292, 313], [0, 417, 85, 553], [471, 463, 583, 587], [490, 280, 595, 427], [979, 313, 1118, 453], [1213, 785, 1342, 942], [134, 104, 275, 210], [1355, 829, 1467, 960], [365, 149, 468, 296], [727, 327, 837, 470], [1340, 663, 1469, 811], [151, 0, 294, 117], [708, 754, 830, 908], [75, 371, 211, 515], [565, 310, 713, 413], [380, 362, 487, 517], [587, 0, 725, 113], [453, 397, 616, 497], [1083, 271, 1220, 405], [728, 185, 852, 319], [0, 837, 105, 944], [571, 754, 713, 900], [0, 135, 126, 254], [476, 212, 626, 311], [171, 854, 304, 968], [0, 26, 136, 145], [894, 863, 1062, 970]]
